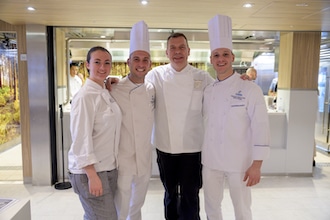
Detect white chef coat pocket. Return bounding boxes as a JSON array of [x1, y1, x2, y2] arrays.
[[230, 99, 247, 119], [190, 91, 203, 111]]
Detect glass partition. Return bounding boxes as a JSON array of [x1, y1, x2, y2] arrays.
[[0, 31, 22, 181], [54, 27, 280, 102], [315, 32, 330, 152], [0, 32, 20, 148]]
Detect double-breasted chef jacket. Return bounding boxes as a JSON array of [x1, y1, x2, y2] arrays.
[[202, 73, 270, 172], [146, 64, 214, 154], [68, 78, 122, 174], [111, 76, 155, 176]]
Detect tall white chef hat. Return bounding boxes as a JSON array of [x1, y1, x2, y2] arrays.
[[208, 14, 233, 52], [129, 20, 150, 55]]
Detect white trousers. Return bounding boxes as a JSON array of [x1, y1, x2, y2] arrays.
[[202, 166, 252, 220], [115, 173, 151, 220]]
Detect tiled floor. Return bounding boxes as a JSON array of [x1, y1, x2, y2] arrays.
[[1, 145, 330, 220], [0, 143, 23, 182]]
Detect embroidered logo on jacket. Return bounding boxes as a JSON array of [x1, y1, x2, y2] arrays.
[[194, 80, 203, 90], [231, 90, 245, 101]]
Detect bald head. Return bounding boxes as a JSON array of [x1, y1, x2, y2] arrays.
[[246, 67, 257, 80]]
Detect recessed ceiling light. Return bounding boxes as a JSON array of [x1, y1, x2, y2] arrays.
[[27, 6, 35, 11], [140, 0, 148, 5], [243, 3, 254, 8], [100, 35, 106, 38], [296, 3, 308, 7]]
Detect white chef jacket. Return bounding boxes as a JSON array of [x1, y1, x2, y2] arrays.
[[110, 76, 155, 176], [146, 64, 214, 154], [69, 75, 83, 99], [68, 78, 122, 174], [202, 73, 270, 172]]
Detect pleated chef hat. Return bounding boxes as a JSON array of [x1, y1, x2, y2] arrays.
[[208, 14, 233, 52], [129, 20, 150, 55]]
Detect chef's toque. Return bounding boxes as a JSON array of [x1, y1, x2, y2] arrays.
[[208, 14, 233, 52], [129, 20, 150, 55]]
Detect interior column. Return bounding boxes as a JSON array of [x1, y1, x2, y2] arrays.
[[277, 31, 320, 174]]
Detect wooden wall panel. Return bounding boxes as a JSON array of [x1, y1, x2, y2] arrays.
[[291, 32, 320, 90], [55, 29, 66, 87], [0, 20, 15, 31], [279, 32, 320, 90], [0, 20, 32, 182], [278, 32, 293, 89]]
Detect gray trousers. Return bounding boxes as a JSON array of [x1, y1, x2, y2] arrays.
[[69, 170, 118, 220]]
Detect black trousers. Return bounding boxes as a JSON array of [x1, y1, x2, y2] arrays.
[[157, 149, 202, 220]]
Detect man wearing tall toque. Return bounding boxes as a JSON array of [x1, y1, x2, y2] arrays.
[[110, 20, 155, 220], [202, 14, 270, 220]]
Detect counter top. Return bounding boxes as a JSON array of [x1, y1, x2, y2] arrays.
[[268, 110, 285, 115]]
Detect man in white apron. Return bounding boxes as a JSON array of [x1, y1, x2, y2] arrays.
[[146, 32, 214, 220], [111, 21, 155, 220], [202, 14, 270, 220]]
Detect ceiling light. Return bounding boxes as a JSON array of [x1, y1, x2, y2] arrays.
[[243, 3, 254, 8], [27, 6, 35, 11], [296, 3, 308, 7], [140, 0, 148, 5]]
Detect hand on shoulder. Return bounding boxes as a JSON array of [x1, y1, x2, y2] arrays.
[[240, 73, 251, 81], [104, 76, 119, 91]]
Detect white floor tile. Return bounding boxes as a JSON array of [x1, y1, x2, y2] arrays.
[[0, 146, 330, 220]]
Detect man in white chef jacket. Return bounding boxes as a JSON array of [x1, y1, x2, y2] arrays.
[[110, 21, 155, 220], [69, 62, 83, 100], [202, 14, 270, 220], [145, 33, 214, 219]]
